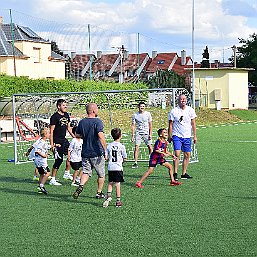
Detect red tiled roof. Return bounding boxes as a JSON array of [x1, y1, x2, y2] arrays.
[[147, 53, 177, 72], [116, 53, 149, 71], [92, 54, 119, 72]]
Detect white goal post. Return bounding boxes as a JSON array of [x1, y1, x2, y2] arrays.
[[12, 88, 198, 164]]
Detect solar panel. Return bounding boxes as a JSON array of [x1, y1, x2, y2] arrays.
[[18, 26, 40, 38]]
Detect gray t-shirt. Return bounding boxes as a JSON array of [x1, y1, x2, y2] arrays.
[[76, 118, 104, 158]]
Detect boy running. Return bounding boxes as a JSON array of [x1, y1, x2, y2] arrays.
[[135, 128, 182, 188], [34, 128, 51, 194], [103, 128, 127, 208]]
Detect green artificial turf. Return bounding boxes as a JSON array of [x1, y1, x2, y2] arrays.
[[0, 121, 257, 257]]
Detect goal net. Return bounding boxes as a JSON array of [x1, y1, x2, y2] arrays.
[[12, 88, 198, 164]]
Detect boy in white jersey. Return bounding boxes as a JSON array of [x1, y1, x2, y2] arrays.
[[68, 126, 83, 187], [26, 136, 40, 181], [103, 128, 127, 208], [131, 101, 153, 168], [34, 128, 51, 195]]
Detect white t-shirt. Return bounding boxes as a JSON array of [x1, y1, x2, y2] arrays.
[[69, 138, 83, 162], [132, 111, 152, 135], [34, 138, 50, 168], [29, 138, 41, 160], [168, 105, 197, 138], [106, 141, 127, 171]]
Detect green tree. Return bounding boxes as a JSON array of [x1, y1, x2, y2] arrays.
[[146, 69, 186, 89], [232, 33, 257, 86]]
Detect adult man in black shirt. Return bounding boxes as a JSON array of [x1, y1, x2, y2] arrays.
[[49, 99, 75, 186]]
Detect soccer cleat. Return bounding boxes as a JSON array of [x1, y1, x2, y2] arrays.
[[96, 192, 105, 199], [33, 177, 39, 181], [173, 173, 178, 181], [49, 179, 62, 186], [39, 186, 48, 194], [132, 163, 138, 169], [135, 182, 144, 188], [116, 201, 122, 208], [181, 173, 193, 179], [170, 181, 182, 186], [37, 187, 42, 194], [73, 185, 84, 199], [75, 177, 81, 183], [71, 182, 79, 187], [103, 197, 112, 208], [63, 173, 73, 180]]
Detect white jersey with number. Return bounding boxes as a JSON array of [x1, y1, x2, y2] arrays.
[[34, 138, 50, 168], [106, 141, 127, 171], [132, 111, 152, 135], [168, 105, 197, 138], [69, 138, 83, 162]]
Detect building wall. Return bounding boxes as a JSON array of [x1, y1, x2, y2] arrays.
[[228, 71, 248, 109], [194, 69, 249, 109], [0, 41, 65, 79]]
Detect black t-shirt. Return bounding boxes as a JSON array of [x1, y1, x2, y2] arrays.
[[76, 117, 104, 158], [50, 112, 70, 143]]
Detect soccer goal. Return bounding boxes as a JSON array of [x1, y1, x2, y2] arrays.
[[12, 87, 198, 164]]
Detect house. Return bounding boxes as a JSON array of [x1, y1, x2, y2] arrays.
[[0, 18, 65, 79], [192, 67, 253, 109]]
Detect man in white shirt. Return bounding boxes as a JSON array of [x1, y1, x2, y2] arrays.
[[168, 94, 197, 180], [131, 102, 153, 168]]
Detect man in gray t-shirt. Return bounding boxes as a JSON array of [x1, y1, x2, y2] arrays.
[[72, 103, 107, 200], [131, 101, 153, 168]]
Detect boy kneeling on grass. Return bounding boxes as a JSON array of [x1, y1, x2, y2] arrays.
[[135, 128, 182, 188], [34, 127, 51, 195]]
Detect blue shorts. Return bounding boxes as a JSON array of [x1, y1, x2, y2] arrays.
[[172, 135, 192, 153]]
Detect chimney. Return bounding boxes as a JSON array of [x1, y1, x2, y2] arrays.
[[0, 16, 3, 26], [214, 60, 220, 68], [181, 50, 186, 66], [97, 51, 102, 59], [152, 51, 157, 59], [71, 51, 76, 60]]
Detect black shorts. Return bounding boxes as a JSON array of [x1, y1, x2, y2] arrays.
[[108, 170, 124, 183], [37, 166, 50, 175], [70, 161, 82, 171], [55, 139, 69, 159]]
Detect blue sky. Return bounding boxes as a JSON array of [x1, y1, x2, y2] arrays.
[[1, 0, 257, 62]]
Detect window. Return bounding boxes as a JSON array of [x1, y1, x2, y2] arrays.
[[157, 60, 165, 64]]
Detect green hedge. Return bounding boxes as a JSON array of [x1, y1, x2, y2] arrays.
[[0, 74, 148, 97]]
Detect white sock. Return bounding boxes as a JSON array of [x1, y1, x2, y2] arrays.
[[40, 183, 44, 188], [64, 170, 70, 174]]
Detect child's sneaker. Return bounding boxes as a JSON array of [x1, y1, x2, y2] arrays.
[[33, 176, 39, 181], [37, 186, 42, 194], [103, 197, 112, 208], [170, 181, 182, 186], [49, 178, 62, 186], [73, 185, 83, 199], [116, 201, 122, 208], [96, 192, 105, 199], [63, 173, 73, 180], [39, 186, 48, 194], [71, 182, 79, 187], [135, 182, 144, 188], [173, 173, 178, 181], [132, 163, 138, 169], [181, 173, 193, 179], [75, 177, 81, 183]]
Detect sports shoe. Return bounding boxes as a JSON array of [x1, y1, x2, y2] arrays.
[[37, 186, 42, 194], [173, 173, 178, 181], [116, 201, 122, 208], [71, 182, 79, 187], [39, 186, 48, 194], [73, 185, 84, 199], [103, 197, 112, 208], [170, 181, 182, 186], [49, 179, 62, 186], [33, 177, 39, 181], [96, 192, 105, 199], [75, 177, 81, 183], [132, 163, 138, 169], [181, 173, 193, 179], [63, 173, 73, 180], [135, 182, 144, 188]]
